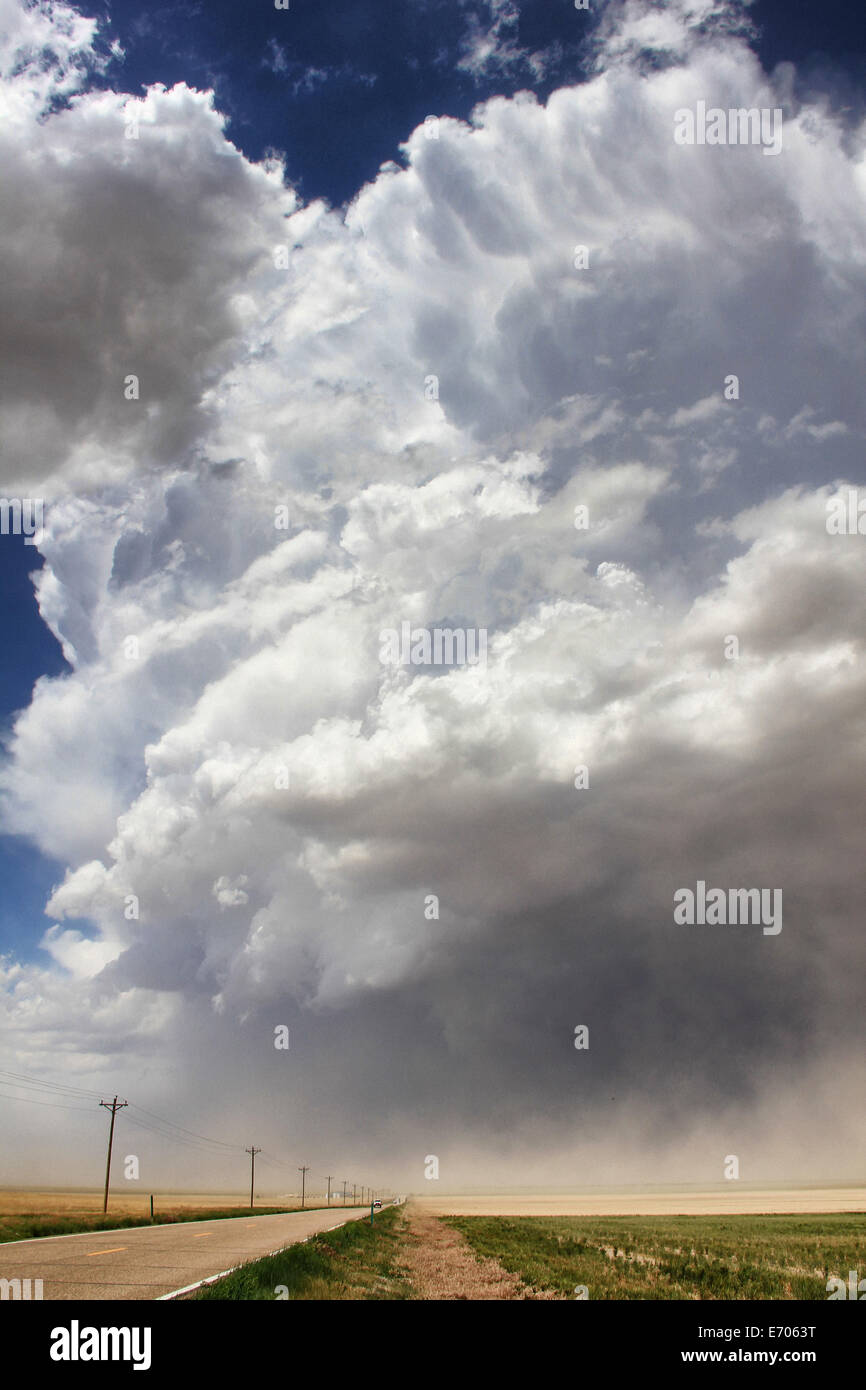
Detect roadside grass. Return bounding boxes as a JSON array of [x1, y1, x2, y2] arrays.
[[445, 1214, 866, 1300], [194, 1204, 412, 1300], [0, 1205, 329, 1245]]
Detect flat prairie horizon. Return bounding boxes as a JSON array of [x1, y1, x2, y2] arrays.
[[3, 1183, 865, 1220], [411, 1184, 866, 1216]]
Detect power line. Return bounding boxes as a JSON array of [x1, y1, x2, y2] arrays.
[[0, 1085, 98, 1113], [0, 1067, 105, 1101], [121, 1112, 243, 1158], [0, 1068, 387, 1202], [126, 1103, 245, 1152], [257, 1149, 295, 1171], [0, 1069, 243, 1154]]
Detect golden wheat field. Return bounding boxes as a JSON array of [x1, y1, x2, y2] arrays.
[[0, 1188, 293, 1218], [413, 1187, 866, 1217]]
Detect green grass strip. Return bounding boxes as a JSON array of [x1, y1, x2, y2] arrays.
[[195, 1205, 411, 1300]]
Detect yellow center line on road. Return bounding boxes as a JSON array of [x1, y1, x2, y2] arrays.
[[191, 1233, 213, 1237], [86, 1247, 127, 1256]]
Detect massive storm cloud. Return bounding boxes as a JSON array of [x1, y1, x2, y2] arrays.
[[1, 0, 864, 1188]]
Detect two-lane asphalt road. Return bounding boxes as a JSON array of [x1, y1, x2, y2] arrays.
[[0, 1207, 372, 1299]]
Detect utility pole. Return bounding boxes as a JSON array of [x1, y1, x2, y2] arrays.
[[298, 1165, 309, 1209], [245, 1146, 261, 1209], [342, 1181, 347, 1206], [352, 1183, 357, 1205], [326, 1176, 332, 1207], [99, 1096, 128, 1214]]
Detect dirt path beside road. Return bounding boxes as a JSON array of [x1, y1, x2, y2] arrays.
[[397, 1205, 559, 1300]]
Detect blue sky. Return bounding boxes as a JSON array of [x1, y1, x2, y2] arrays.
[[75, 0, 599, 203], [0, 535, 69, 959], [31, 0, 866, 204], [1, 0, 865, 1187]]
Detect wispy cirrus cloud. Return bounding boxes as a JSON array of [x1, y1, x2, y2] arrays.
[[452, 0, 557, 81], [262, 37, 376, 95]]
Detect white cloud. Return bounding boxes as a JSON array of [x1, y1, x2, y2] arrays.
[[455, 0, 552, 81], [1, 0, 865, 1174], [213, 875, 250, 908]]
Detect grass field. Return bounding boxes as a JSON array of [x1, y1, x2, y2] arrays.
[[193, 1204, 411, 1300], [184, 1207, 866, 1300], [0, 1189, 331, 1244], [445, 1214, 866, 1300]]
